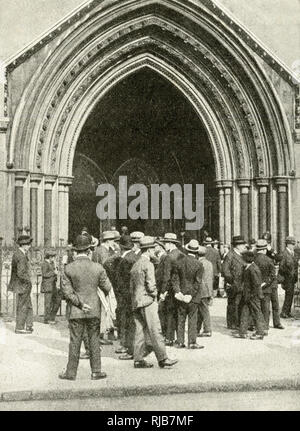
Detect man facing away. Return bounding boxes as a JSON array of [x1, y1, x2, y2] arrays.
[[172, 239, 205, 349], [222, 236, 247, 329], [41, 249, 61, 324], [197, 246, 213, 337], [130, 236, 178, 369], [254, 239, 284, 332], [158, 233, 183, 346], [279, 236, 298, 318], [8, 235, 34, 334], [235, 250, 265, 340], [59, 234, 112, 381]]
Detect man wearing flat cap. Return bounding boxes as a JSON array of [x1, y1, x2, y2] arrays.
[[222, 236, 247, 329], [130, 236, 178, 368], [278, 236, 298, 318], [8, 235, 33, 334], [60, 234, 112, 381]]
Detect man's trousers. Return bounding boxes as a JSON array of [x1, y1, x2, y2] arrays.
[[197, 298, 212, 334], [44, 289, 61, 322], [133, 301, 167, 363], [261, 290, 281, 329], [66, 318, 101, 378], [163, 295, 177, 342], [239, 297, 265, 336], [226, 288, 242, 329], [177, 301, 198, 346], [16, 291, 33, 331], [281, 282, 295, 315]]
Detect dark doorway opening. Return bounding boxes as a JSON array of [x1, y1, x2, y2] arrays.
[[69, 68, 217, 242]]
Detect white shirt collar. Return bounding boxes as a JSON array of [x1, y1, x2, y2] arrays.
[[19, 247, 26, 255], [122, 250, 132, 258], [234, 248, 242, 256], [286, 247, 294, 255]]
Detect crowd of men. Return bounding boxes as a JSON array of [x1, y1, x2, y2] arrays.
[[7, 226, 299, 380]]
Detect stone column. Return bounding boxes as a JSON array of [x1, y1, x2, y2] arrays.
[[30, 174, 43, 246], [0, 118, 9, 241], [237, 179, 250, 241], [14, 171, 29, 239], [58, 177, 73, 246], [44, 176, 56, 247], [223, 181, 232, 245], [216, 181, 225, 243], [274, 177, 288, 252], [256, 178, 269, 237]]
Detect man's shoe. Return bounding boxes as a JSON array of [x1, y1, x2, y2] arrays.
[[91, 372, 107, 380], [280, 313, 289, 319], [100, 339, 113, 345], [119, 353, 133, 360], [58, 372, 76, 381], [158, 358, 178, 368], [165, 340, 174, 346], [115, 347, 128, 354], [199, 332, 212, 337], [287, 313, 294, 318], [233, 334, 248, 339], [188, 343, 204, 349], [263, 330, 269, 336], [250, 334, 264, 340], [15, 329, 32, 334], [80, 352, 90, 360], [274, 324, 285, 329], [176, 343, 186, 349], [44, 321, 49, 324], [134, 360, 153, 368]]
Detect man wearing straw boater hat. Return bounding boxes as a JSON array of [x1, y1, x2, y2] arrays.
[[130, 236, 178, 368], [254, 239, 284, 331], [222, 236, 247, 329], [173, 239, 205, 349], [59, 234, 112, 381], [158, 233, 183, 346], [8, 235, 34, 334]]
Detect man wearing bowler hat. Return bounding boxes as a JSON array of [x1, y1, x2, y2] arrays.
[[8, 235, 34, 334], [254, 239, 284, 331], [158, 233, 183, 346], [60, 234, 112, 380], [130, 236, 178, 368], [222, 236, 247, 329], [278, 236, 298, 318]]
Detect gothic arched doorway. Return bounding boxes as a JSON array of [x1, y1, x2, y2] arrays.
[[70, 68, 217, 240]]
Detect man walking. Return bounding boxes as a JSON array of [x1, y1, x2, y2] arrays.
[[173, 240, 204, 349], [8, 235, 33, 334], [130, 236, 178, 369], [279, 236, 298, 318], [222, 236, 247, 329], [197, 246, 213, 337], [59, 234, 112, 381]]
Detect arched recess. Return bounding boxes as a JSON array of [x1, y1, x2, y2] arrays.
[[7, 0, 294, 248]]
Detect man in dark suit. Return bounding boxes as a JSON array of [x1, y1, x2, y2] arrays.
[[41, 249, 60, 324], [8, 235, 33, 334], [115, 231, 144, 360], [204, 237, 221, 296], [235, 250, 265, 340], [130, 236, 178, 369], [254, 239, 284, 331], [173, 240, 205, 349], [222, 236, 247, 329], [279, 236, 298, 318], [158, 233, 183, 346], [59, 234, 112, 381]]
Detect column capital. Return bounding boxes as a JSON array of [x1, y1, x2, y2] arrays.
[[222, 180, 233, 189], [255, 177, 270, 188], [273, 177, 289, 187], [0, 117, 9, 133], [237, 179, 251, 189], [58, 176, 74, 186], [44, 174, 58, 184], [30, 173, 43, 184], [14, 170, 29, 181]]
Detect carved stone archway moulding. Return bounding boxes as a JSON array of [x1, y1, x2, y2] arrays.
[[3, 0, 296, 248]]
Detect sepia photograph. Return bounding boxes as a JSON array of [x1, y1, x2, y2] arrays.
[[0, 0, 299, 414]]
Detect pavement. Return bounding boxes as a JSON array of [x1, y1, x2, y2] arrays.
[[1, 294, 300, 403]]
